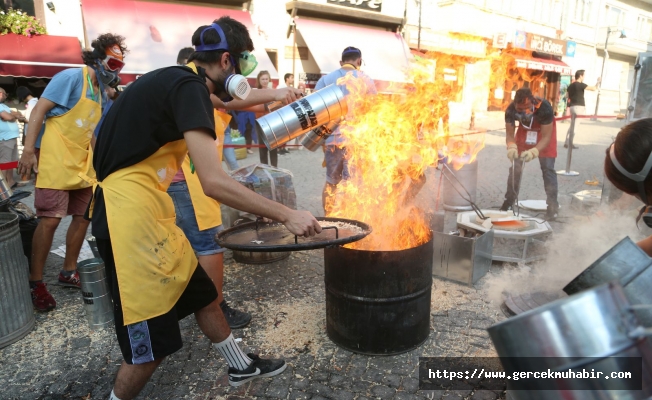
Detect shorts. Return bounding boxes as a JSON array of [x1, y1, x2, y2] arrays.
[[34, 187, 93, 218], [97, 238, 218, 365], [33, 148, 93, 218], [0, 138, 18, 164], [325, 145, 350, 185], [167, 181, 226, 256]]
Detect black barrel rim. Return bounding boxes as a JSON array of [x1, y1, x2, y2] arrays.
[[216, 217, 372, 252]]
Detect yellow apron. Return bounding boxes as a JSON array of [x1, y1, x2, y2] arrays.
[[83, 140, 197, 325], [37, 66, 99, 190], [181, 110, 231, 230]]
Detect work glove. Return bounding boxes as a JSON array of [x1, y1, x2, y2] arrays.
[[520, 147, 539, 162], [506, 143, 518, 161]]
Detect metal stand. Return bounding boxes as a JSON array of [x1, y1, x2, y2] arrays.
[[556, 111, 580, 176]]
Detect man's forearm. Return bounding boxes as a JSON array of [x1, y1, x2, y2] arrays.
[[223, 89, 283, 110], [505, 125, 516, 144], [0, 112, 16, 122], [23, 108, 46, 151]]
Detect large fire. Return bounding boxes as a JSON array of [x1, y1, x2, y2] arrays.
[[326, 51, 486, 251]]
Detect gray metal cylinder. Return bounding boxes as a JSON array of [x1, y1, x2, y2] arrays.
[[0, 172, 12, 202], [0, 213, 34, 348], [256, 84, 348, 150], [443, 157, 478, 211], [78, 258, 113, 330], [301, 119, 340, 151]]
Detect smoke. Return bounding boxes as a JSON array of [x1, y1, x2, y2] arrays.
[[480, 201, 652, 308]]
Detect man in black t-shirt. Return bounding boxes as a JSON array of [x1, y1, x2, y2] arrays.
[[92, 17, 321, 400], [565, 69, 599, 149]]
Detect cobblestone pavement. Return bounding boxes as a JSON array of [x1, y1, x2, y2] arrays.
[[0, 118, 631, 399]]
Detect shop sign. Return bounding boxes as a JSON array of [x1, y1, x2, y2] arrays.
[[327, 0, 382, 12], [566, 41, 577, 58], [411, 30, 487, 58], [514, 30, 571, 57], [515, 59, 571, 75], [493, 32, 507, 49]]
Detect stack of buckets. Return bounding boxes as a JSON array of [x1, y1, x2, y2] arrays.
[[80, 237, 114, 330]]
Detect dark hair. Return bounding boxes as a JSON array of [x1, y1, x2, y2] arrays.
[[284, 73, 293, 82], [81, 33, 128, 66], [187, 16, 254, 65], [604, 118, 652, 199], [513, 88, 534, 105], [341, 46, 362, 63], [256, 70, 270, 89], [575, 70, 585, 80], [177, 47, 194, 65], [16, 86, 32, 102]]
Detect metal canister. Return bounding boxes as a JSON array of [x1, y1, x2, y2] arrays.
[[78, 258, 114, 330], [301, 119, 340, 151], [256, 84, 348, 150], [0, 172, 13, 203], [442, 156, 478, 211]]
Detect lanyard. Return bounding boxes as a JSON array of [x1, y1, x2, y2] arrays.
[[87, 74, 97, 102]]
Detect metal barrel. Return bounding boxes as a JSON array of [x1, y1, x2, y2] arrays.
[[324, 235, 433, 355], [256, 84, 348, 150], [0, 213, 35, 348], [86, 236, 101, 259], [78, 258, 114, 330], [301, 119, 340, 152], [442, 157, 478, 211]]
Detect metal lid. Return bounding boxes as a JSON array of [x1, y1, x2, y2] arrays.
[[216, 217, 372, 252]]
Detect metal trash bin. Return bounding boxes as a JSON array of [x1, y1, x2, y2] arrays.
[[0, 213, 35, 348], [78, 258, 114, 330]]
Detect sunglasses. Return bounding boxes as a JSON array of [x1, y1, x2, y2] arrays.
[[103, 55, 125, 72]]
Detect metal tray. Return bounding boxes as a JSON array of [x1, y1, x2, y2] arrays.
[[216, 217, 372, 252]]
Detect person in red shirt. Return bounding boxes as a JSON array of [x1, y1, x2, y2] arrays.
[[500, 88, 559, 220]]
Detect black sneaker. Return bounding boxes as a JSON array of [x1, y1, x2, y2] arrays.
[[228, 353, 287, 387], [220, 301, 252, 329], [499, 200, 513, 212]]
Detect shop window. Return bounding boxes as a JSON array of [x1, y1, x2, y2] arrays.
[[605, 5, 626, 27], [1, 0, 35, 16], [573, 0, 593, 24], [636, 15, 652, 42]]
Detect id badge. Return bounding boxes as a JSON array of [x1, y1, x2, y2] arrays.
[[525, 130, 538, 145]]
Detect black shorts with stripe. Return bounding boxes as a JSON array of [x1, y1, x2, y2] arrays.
[[97, 238, 218, 364]]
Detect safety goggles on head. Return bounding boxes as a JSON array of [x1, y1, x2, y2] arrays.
[[195, 23, 258, 76], [103, 55, 125, 72]]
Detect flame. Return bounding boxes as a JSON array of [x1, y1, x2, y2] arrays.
[[326, 49, 487, 251]]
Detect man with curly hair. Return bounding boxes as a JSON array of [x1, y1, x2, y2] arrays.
[[500, 87, 559, 220], [17, 33, 127, 312]]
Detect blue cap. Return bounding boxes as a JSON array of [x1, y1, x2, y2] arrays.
[[341, 46, 361, 60]]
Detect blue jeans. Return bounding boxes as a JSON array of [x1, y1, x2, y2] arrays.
[[504, 157, 559, 211], [223, 132, 239, 171], [167, 181, 225, 255], [325, 146, 350, 185]]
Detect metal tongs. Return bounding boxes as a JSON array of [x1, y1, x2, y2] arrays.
[[440, 162, 487, 221]]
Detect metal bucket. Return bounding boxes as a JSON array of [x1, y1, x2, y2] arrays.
[[301, 119, 340, 151], [0, 213, 34, 348], [78, 258, 113, 330], [324, 235, 433, 355], [0, 172, 12, 203], [564, 237, 652, 326], [442, 157, 478, 211], [256, 84, 347, 150], [488, 282, 652, 399]]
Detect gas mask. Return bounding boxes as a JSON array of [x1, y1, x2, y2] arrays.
[[609, 144, 652, 228], [514, 106, 535, 129], [93, 45, 125, 89], [194, 23, 256, 102], [95, 61, 121, 89]]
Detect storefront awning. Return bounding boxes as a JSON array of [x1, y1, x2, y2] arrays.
[[294, 18, 411, 83], [515, 55, 571, 75], [0, 34, 83, 78], [81, 0, 278, 83]]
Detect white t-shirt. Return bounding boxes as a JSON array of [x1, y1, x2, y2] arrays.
[[277, 82, 287, 89], [25, 97, 38, 120]]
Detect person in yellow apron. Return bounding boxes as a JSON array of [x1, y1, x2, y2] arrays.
[[168, 107, 252, 328], [17, 34, 127, 312], [86, 19, 319, 400]]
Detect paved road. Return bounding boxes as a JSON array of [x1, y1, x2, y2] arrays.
[[0, 117, 640, 400]]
